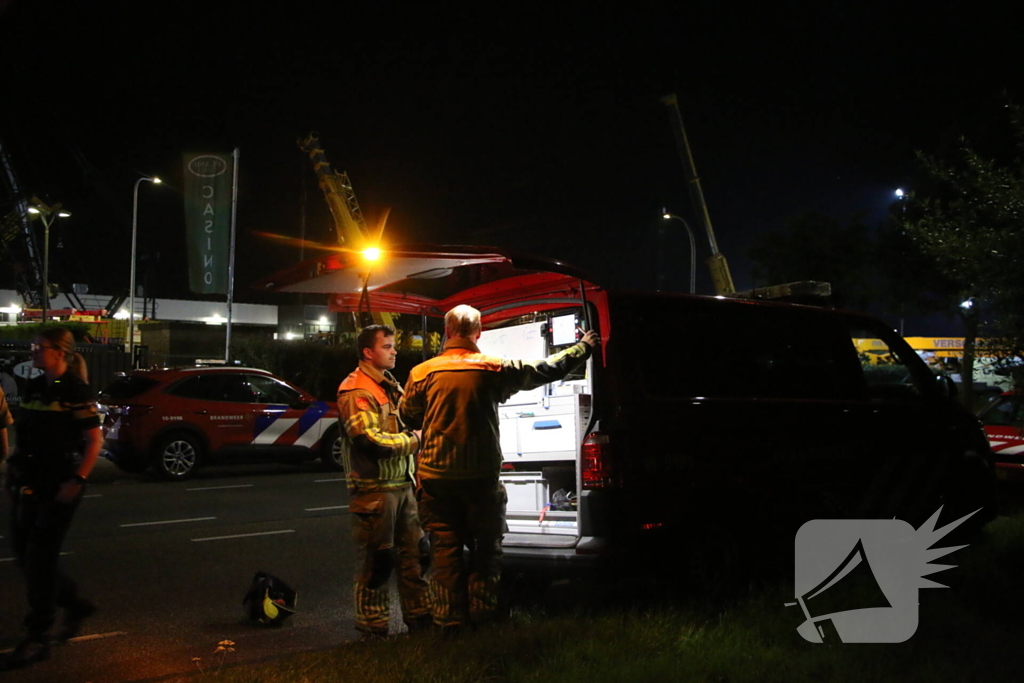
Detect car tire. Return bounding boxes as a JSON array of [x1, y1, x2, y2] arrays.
[[154, 432, 203, 480], [320, 426, 345, 472]]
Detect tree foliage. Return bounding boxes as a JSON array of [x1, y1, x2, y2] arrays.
[[747, 211, 875, 310], [904, 106, 1024, 397]]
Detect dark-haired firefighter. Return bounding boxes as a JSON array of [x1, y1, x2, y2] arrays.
[[337, 325, 432, 639]]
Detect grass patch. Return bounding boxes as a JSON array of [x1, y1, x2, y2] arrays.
[[184, 512, 1024, 683]]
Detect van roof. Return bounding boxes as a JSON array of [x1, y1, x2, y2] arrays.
[[253, 244, 595, 305], [253, 244, 866, 323], [256, 245, 602, 317]]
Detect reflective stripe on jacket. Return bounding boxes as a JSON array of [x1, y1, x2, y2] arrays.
[[337, 362, 419, 493]]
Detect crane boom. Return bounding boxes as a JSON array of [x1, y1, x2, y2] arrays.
[[297, 133, 397, 330], [297, 133, 370, 250], [660, 93, 736, 295], [0, 137, 44, 306]]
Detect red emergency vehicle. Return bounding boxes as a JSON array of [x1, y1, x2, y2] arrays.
[[99, 366, 341, 480], [978, 392, 1024, 480]]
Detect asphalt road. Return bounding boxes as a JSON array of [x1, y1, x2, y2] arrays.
[[0, 458, 372, 682]]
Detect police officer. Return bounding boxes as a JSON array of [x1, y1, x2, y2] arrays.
[[337, 324, 431, 639], [400, 305, 597, 631], [2, 328, 100, 669], [0, 382, 12, 485]]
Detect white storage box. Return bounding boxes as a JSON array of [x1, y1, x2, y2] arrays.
[[501, 472, 548, 512]]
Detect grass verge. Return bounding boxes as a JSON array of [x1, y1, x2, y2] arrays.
[[181, 512, 1024, 683]]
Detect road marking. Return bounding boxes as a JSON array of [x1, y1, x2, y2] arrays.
[[68, 630, 128, 644], [192, 529, 295, 542], [186, 484, 255, 491], [0, 631, 127, 653], [0, 551, 72, 563], [305, 505, 349, 512], [315, 478, 345, 483], [120, 516, 217, 528]]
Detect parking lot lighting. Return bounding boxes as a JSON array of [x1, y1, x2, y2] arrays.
[[661, 211, 697, 294], [130, 176, 161, 366], [27, 202, 70, 322]]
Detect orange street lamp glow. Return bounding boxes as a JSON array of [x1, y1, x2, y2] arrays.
[[362, 247, 381, 261]]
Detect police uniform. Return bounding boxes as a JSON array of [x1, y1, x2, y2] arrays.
[[400, 337, 591, 627], [6, 370, 99, 641], [337, 360, 430, 636], [0, 384, 12, 457]]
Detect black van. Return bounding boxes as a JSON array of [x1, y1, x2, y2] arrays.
[[256, 246, 997, 566]]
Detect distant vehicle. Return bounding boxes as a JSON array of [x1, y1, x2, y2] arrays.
[[978, 392, 1024, 480], [99, 367, 341, 480]]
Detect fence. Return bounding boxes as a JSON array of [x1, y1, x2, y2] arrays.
[[0, 341, 146, 411]]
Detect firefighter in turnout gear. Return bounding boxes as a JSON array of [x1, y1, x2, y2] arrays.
[[337, 324, 432, 638], [400, 305, 597, 630]]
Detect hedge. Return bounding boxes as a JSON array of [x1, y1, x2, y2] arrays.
[[229, 336, 429, 401]]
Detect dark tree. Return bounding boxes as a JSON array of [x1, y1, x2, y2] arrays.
[[747, 211, 875, 311], [904, 107, 1024, 405]]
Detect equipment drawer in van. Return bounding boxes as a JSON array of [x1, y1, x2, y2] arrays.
[[501, 394, 591, 462]]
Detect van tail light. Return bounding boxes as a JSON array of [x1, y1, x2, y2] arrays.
[[581, 432, 616, 489]]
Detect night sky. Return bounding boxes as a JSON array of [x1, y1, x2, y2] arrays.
[[2, 2, 1021, 332]]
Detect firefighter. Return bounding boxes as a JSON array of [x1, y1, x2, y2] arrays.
[[400, 305, 597, 630], [337, 324, 431, 639]]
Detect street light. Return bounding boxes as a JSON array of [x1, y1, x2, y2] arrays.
[[661, 210, 697, 294], [27, 203, 71, 324], [129, 176, 161, 366], [895, 188, 908, 336]]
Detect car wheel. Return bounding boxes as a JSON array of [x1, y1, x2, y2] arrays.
[[154, 433, 203, 480], [320, 426, 345, 472]]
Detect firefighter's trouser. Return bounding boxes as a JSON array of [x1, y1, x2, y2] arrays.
[[350, 486, 431, 634], [416, 476, 507, 627], [8, 486, 85, 638]]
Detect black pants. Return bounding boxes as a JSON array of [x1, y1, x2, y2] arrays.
[[8, 488, 83, 638], [416, 477, 507, 627]]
